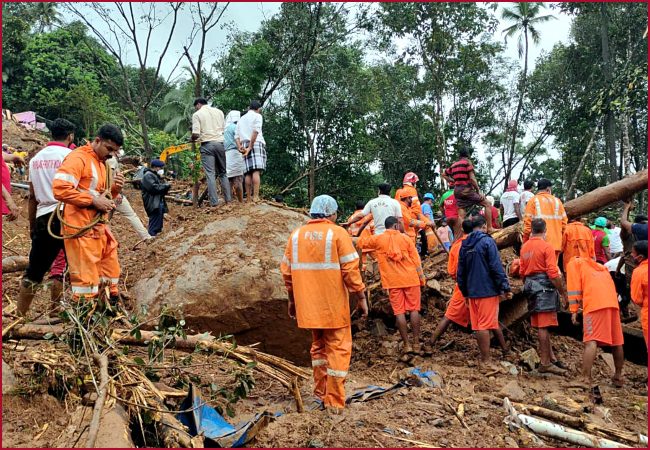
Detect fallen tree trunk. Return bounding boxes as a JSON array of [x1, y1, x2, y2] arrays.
[[2, 256, 29, 273], [494, 169, 648, 249]]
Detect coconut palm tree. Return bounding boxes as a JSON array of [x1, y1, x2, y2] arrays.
[[31, 2, 62, 33], [157, 82, 196, 138], [500, 2, 555, 189]]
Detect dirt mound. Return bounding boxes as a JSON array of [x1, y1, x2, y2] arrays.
[[130, 202, 313, 364], [1, 120, 49, 159]]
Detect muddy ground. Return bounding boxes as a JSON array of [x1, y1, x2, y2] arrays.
[[1, 121, 648, 448], [2, 184, 648, 448]]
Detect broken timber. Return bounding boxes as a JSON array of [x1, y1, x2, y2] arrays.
[[493, 169, 648, 249], [8, 323, 311, 389]]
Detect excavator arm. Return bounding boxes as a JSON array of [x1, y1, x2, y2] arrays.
[[159, 143, 193, 162]]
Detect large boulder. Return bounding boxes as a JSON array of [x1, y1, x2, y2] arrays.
[[131, 203, 314, 364]]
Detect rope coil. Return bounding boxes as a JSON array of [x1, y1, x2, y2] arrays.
[[48, 161, 115, 240]]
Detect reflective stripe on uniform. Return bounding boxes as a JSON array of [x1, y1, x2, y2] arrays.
[[324, 229, 334, 262], [534, 198, 541, 216], [567, 290, 582, 296], [100, 277, 119, 284], [291, 229, 300, 263], [339, 252, 359, 263], [89, 162, 99, 194], [71, 285, 99, 295], [326, 368, 348, 378], [53, 173, 79, 186], [568, 300, 579, 305], [292, 262, 341, 270], [312, 359, 327, 367]]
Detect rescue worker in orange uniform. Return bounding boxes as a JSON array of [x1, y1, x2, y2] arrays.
[[345, 201, 375, 272], [397, 172, 434, 252], [630, 240, 648, 347], [519, 218, 568, 375], [52, 124, 125, 302], [430, 218, 474, 346], [523, 178, 568, 262], [358, 216, 426, 357], [281, 195, 368, 412], [567, 256, 625, 387], [396, 172, 422, 217], [396, 188, 427, 243], [562, 219, 596, 273]]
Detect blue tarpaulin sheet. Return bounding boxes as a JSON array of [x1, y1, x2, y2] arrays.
[[177, 384, 274, 448], [345, 367, 442, 404]]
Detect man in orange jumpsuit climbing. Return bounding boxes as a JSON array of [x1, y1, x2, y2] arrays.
[[358, 216, 426, 358], [52, 124, 125, 303], [567, 256, 625, 387], [429, 218, 474, 346], [281, 195, 368, 413], [396, 188, 427, 243], [523, 178, 568, 262], [562, 218, 596, 273], [630, 240, 648, 347], [395, 172, 422, 217]]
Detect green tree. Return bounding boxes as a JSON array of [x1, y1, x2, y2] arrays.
[[501, 2, 555, 189]]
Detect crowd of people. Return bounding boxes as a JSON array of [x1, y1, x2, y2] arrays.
[[1, 118, 647, 417], [281, 148, 648, 414]]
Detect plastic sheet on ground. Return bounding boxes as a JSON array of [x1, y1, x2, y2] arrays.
[[346, 367, 442, 404], [178, 384, 275, 447]]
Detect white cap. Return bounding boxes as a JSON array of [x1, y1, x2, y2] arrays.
[[225, 110, 241, 127], [309, 195, 338, 216]]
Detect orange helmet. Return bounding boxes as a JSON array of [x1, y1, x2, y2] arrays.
[[509, 259, 521, 278], [403, 172, 419, 184]]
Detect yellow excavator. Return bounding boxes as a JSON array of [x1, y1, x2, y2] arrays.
[[159, 143, 197, 162]]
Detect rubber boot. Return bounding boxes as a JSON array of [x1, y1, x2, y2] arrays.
[[16, 279, 38, 317], [49, 279, 63, 314]]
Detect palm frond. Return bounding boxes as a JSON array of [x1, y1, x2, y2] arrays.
[[502, 23, 520, 42], [528, 26, 542, 45], [501, 8, 522, 22], [529, 14, 557, 24]]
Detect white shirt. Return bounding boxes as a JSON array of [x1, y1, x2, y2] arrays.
[[361, 195, 402, 235], [235, 110, 265, 145], [608, 226, 623, 253], [520, 190, 534, 216], [604, 256, 624, 274], [500, 191, 521, 222], [192, 105, 225, 143], [29, 143, 72, 218]]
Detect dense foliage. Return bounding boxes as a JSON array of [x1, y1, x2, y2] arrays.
[[2, 2, 647, 214]]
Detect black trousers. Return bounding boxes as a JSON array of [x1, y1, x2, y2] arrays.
[[147, 204, 164, 236], [25, 212, 64, 283]]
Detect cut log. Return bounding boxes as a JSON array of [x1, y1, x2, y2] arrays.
[[2, 256, 29, 273], [494, 170, 648, 249]]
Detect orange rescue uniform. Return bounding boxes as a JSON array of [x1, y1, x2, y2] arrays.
[[395, 184, 422, 219], [399, 200, 426, 242], [345, 210, 375, 271], [562, 221, 596, 273], [52, 144, 121, 300], [567, 257, 624, 346], [281, 219, 365, 409], [523, 192, 568, 253], [445, 234, 470, 327], [357, 229, 425, 315], [631, 259, 648, 346], [519, 237, 561, 328]]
